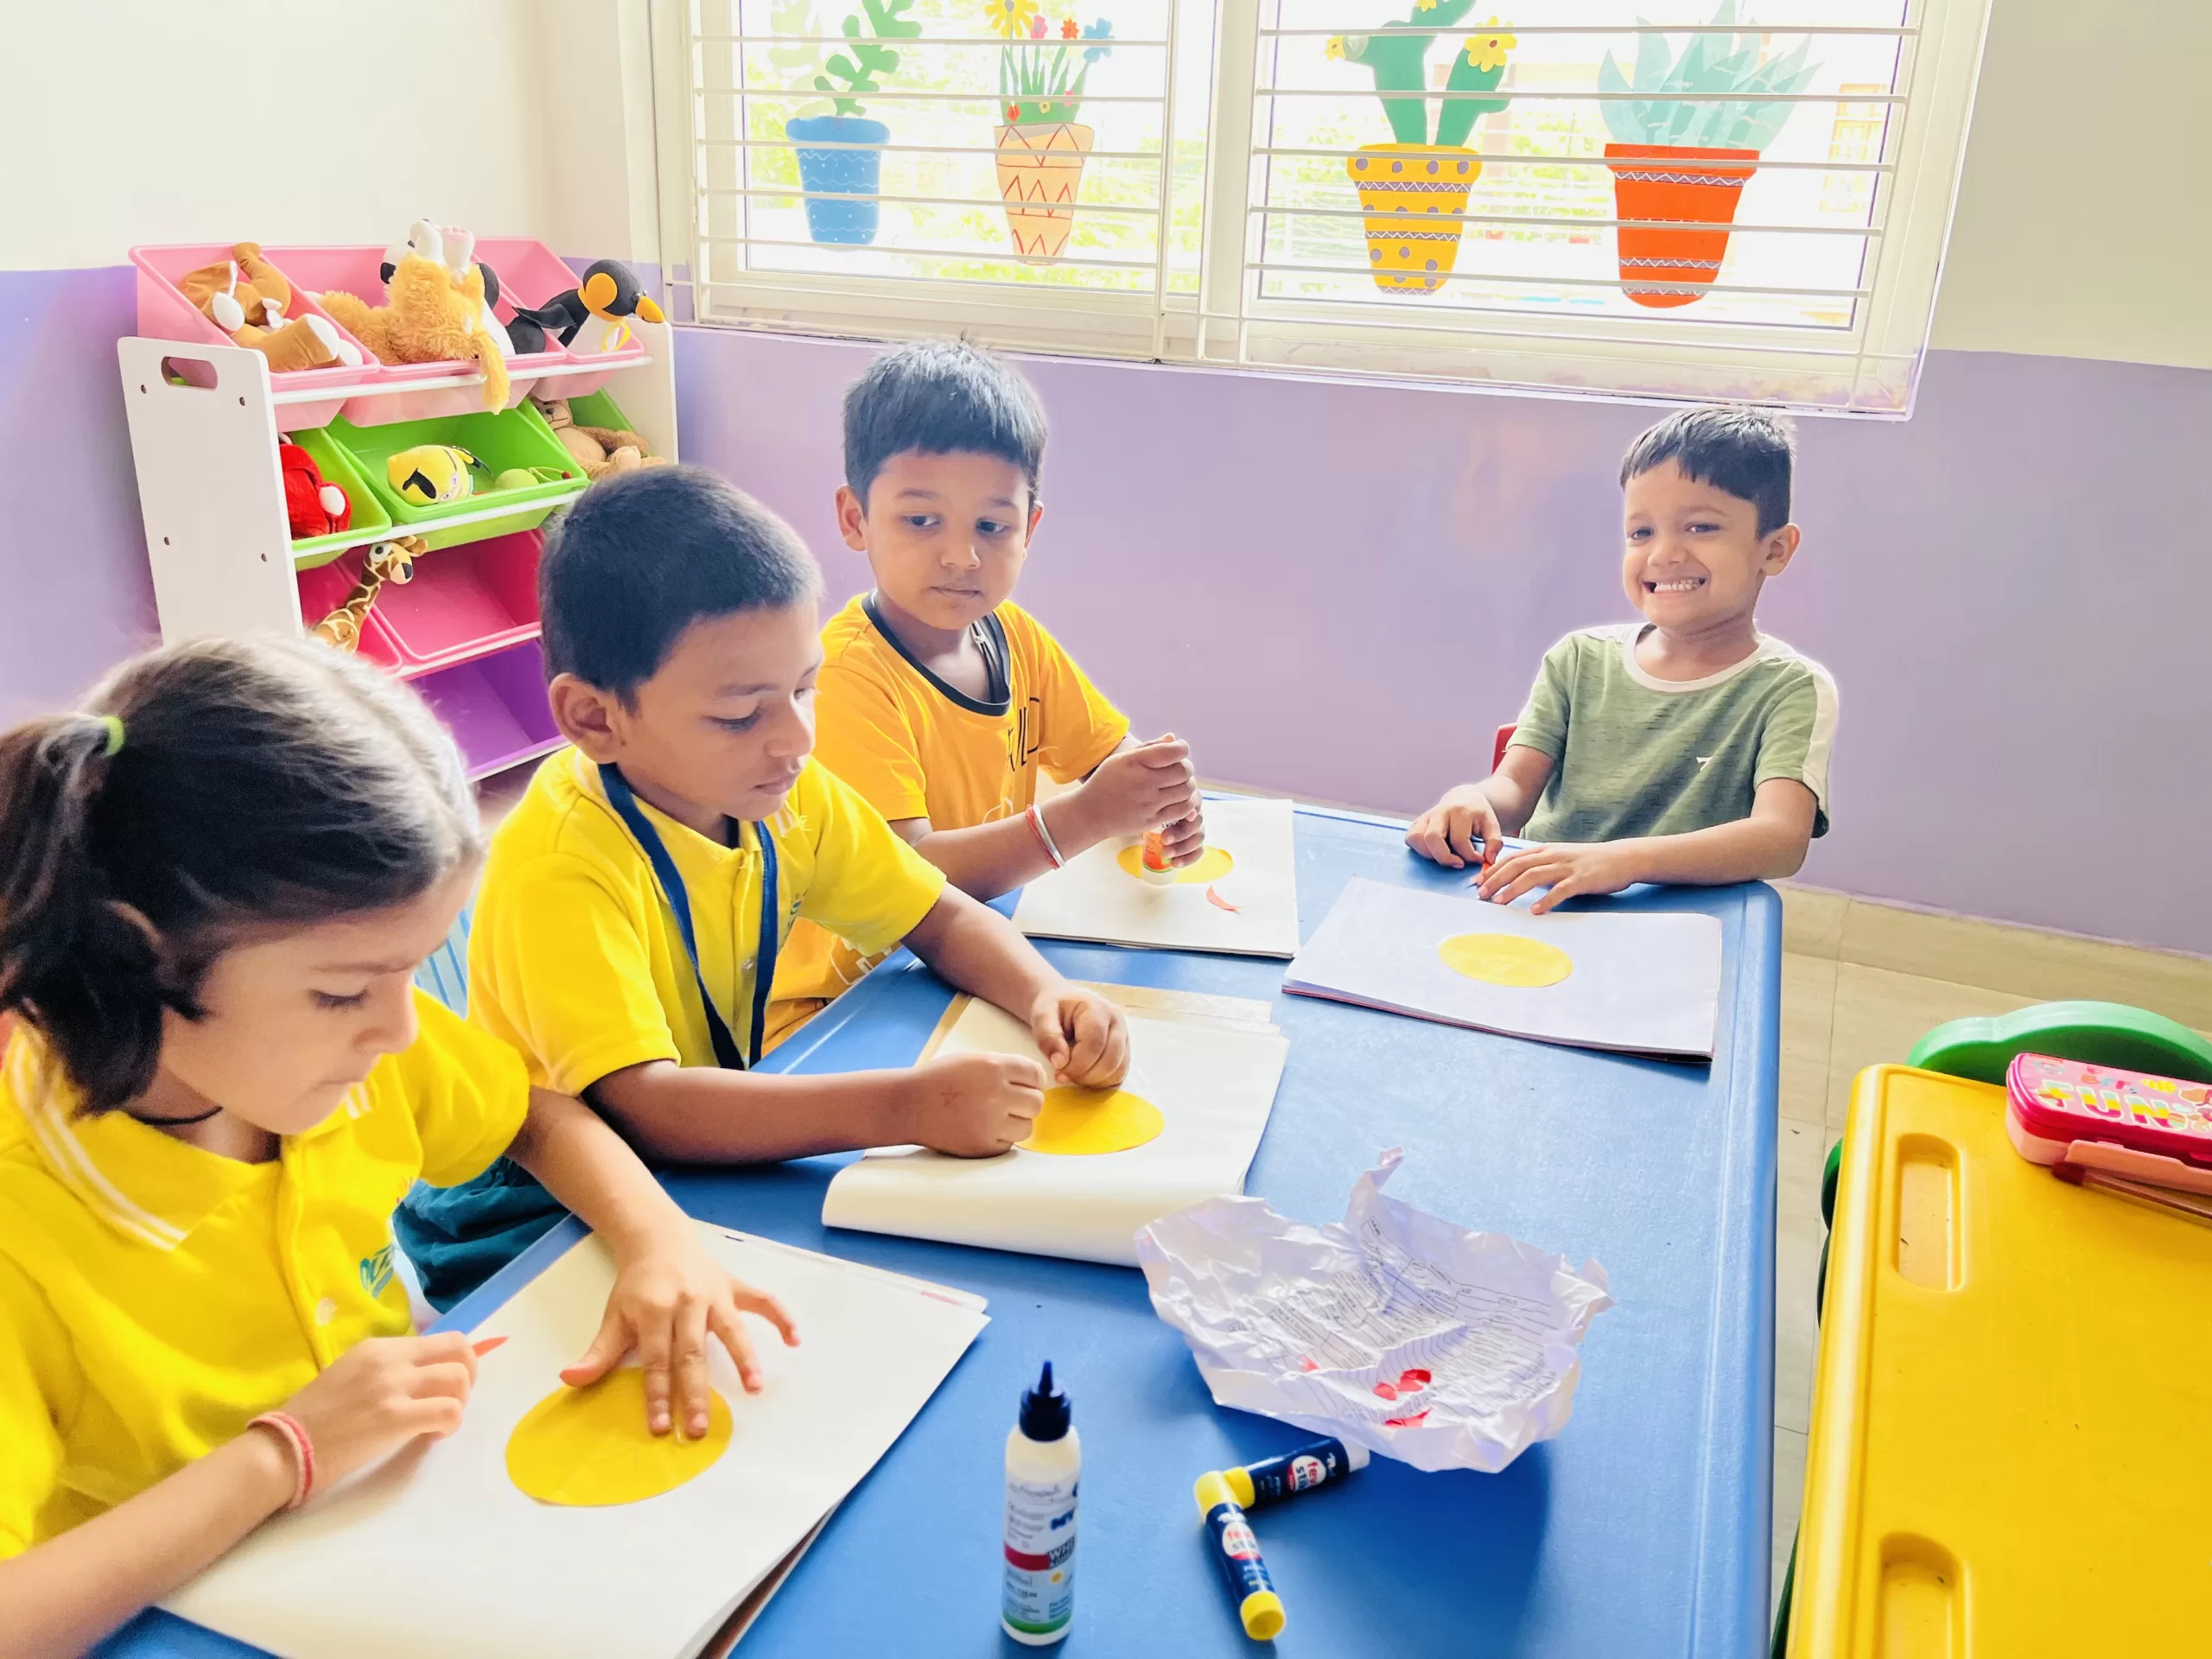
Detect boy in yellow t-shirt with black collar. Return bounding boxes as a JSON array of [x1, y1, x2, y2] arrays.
[[397, 467, 1128, 1308], [771, 341, 1205, 1033]]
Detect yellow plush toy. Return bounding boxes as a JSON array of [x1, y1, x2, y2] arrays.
[[387, 445, 480, 505], [318, 222, 508, 410]]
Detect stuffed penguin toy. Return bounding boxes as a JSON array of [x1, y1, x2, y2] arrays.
[[513, 260, 665, 353]]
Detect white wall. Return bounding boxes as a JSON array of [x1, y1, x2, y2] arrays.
[[1929, 0, 2212, 369], [1, 0, 557, 270]]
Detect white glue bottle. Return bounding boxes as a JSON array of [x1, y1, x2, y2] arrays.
[[1001, 1361, 1080, 1645]]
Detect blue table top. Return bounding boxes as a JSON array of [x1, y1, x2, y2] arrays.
[[107, 806, 1778, 1659]]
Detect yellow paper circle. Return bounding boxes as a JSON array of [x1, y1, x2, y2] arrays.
[[1020, 1086, 1166, 1156], [1437, 932, 1573, 988], [505, 1368, 731, 1507], [1115, 843, 1235, 885]]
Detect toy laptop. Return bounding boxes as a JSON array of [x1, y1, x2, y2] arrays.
[[2006, 1052, 2212, 1194]]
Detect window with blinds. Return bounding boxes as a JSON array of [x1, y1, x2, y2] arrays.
[[663, 0, 1991, 411]]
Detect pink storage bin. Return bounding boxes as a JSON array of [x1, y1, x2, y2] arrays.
[[264, 244, 554, 425], [130, 244, 382, 432], [472, 239, 652, 401], [371, 530, 543, 677], [296, 555, 403, 671]]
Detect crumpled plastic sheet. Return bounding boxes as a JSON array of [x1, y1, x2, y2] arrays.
[[1135, 1148, 1614, 1473]]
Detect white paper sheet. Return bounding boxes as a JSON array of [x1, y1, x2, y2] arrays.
[[1010, 794, 1300, 957], [1282, 876, 1723, 1058], [164, 1224, 987, 1659], [1135, 1150, 1613, 1474], [822, 992, 1289, 1267]]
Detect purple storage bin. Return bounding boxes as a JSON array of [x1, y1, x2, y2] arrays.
[[412, 640, 562, 779], [131, 243, 382, 431]]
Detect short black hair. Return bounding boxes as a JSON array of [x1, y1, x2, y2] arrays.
[[843, 340, 1047, 505], [1619, 405, 1797, 535], [539, 466, 820, 702]]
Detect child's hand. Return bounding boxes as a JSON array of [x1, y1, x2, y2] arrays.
[[278, 1332, 481, 1491], [1154, 802, 1208, 868], [563, 1230, 800, 1436], [903, 1051, 1049, 1156], [1477, 842, 1643, 914], [1073, 736, 1199, 844], [1406, 785, 1503, 869], [1030, 983, 1129, 1088]]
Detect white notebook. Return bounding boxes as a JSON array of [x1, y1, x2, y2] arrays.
[[824, 988, 1289, 1266], [1283, 877, 1722, 1060], [164, 1224, 987, 1659], [1010, 794, 1300, 957]]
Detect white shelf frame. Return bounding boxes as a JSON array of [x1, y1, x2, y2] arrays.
[[117, 327, 681, 775]]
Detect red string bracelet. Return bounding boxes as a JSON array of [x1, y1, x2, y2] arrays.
[[248, 1411, 315, 1511]]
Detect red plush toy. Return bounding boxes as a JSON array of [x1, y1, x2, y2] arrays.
[[280, 442, 352, 538]]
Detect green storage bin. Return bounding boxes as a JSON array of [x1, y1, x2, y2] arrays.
[[331, 402, 586, 553], [564, 389, 644, 438], [288, 427, 392, 570]]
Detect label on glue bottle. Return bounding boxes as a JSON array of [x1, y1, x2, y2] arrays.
[[1002, 1362, 1079, 1645]]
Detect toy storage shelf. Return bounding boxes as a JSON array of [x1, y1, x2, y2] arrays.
[[118, 330, 678, 781]]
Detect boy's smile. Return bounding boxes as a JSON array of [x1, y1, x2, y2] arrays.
[[1620, 458, 1798, 657], [839, 449, 1041, 644]]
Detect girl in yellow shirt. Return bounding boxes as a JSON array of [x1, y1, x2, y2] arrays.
[[0, 638, 797, 1653]]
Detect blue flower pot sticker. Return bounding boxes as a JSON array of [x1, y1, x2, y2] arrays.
[[786, 115, 889, 245]]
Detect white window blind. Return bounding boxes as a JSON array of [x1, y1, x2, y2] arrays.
[[662, 0, 1992, 412]]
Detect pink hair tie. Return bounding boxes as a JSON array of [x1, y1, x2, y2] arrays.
[[248, 1411, 315, 1511]]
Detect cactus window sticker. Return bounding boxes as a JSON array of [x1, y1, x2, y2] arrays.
[[779, 0, 923, 247], [1330, 9, 1516, 295], [988, 2, 1117, 259], [1598, 2, 1819, 307]]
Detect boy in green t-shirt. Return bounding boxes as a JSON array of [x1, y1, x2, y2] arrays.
[[1408, 405, 1837, 912]]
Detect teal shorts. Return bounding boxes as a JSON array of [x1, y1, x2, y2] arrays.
[[395, 1158, 567, 1312]]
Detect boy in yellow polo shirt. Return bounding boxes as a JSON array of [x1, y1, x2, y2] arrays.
[[771, 341, 1205, 1031], [398, 467, 1129, 1306]]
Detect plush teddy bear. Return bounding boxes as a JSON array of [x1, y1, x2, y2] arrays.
[[177, 244, 361, 373], [534, 395, 670, 480], [317, 221, 508, 410], [279, 442, 352, 538]]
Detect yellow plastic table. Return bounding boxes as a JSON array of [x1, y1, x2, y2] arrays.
[[1790, 1064, 2212, 1656]]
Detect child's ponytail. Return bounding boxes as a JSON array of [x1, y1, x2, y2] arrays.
[[0, 638, 483, 1114], [0, 714, 170, 1110]]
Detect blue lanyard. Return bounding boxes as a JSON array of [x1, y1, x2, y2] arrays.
[[597, 764, 779, 1071]]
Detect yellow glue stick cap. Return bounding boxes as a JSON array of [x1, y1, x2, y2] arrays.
[[1241, 1591, 1287, 1641], [1222, 1465, 1256, 1508], [1193, 1470, 1235, 1519]]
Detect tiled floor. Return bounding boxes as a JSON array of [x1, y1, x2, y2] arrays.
[[1767, 884, 2212, 1621]]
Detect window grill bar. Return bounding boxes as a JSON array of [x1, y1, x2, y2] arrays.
[[705, 233, 1169, 272], [696, 32, 1173, 46], [706, 86, 1170, 103], [1258, 22, 1919, 35], [705, 184, 1165, 217], [1250, 203, 1885, 237], [701, 137, 1172, 162], [1255, 87, 1904, 104], [1249, 259, 1872, 301], [1250, 146, 1896, 175]]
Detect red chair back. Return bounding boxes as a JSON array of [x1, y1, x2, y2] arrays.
[[1492, 723, 1516, 772]]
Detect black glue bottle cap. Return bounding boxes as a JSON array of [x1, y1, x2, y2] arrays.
[[1019, 1361, 1071, 1441]]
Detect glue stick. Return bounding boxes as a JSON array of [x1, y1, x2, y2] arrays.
[[1001, 1362, 1080, 1645], [1217, 1434, 1370, 1510], [1193, 1471, 1286, 1641], [1139, 828, 1176, 884]]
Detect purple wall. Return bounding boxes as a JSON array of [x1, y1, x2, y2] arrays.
[[4, 264, 2206, 953], [0, 266, 157, 721], [676, 331, 2212, 957]]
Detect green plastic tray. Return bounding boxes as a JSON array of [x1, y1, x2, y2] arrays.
[[288, 427, 392, 570], [330, 403, 585, 553], [1907, 999, 2212, 1085], [563, 388, 644, 440]]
